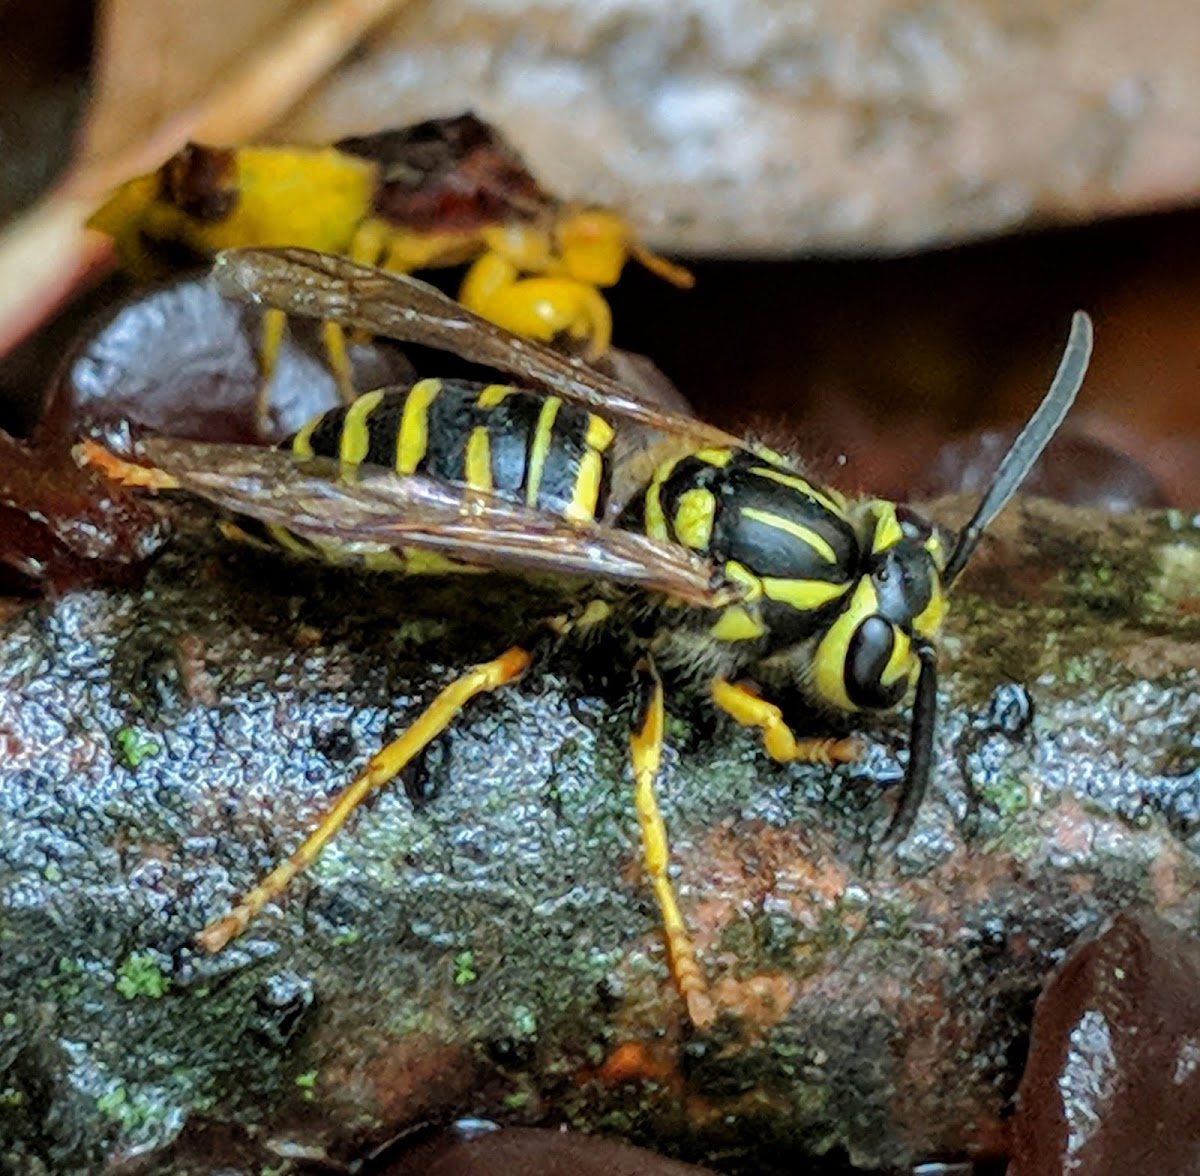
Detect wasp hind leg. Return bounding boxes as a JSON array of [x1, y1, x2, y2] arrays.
[[195, 645, 532, 953], [630, 659, 715, 1028], [710, 678, 860, 765]]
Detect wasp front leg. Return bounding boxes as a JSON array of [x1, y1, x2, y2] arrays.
[[459, 253, 613, 358], [710, 679, 860, 766], [630, 659, 714, 1028]]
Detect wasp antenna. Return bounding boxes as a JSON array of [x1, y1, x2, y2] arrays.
[[942, 310, 1093, 586], [880, 640, 939, 850]]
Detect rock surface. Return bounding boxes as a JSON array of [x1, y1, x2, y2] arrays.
[[0, 498, 1198, 1174], [277, 0, 1200, 253]]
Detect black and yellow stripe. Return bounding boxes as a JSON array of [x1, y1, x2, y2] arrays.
[[286, 378, 615, 523], [622, 449, 858, 643]]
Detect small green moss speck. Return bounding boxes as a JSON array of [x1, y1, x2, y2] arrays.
[[0, 1087, 23, 1108], [1, 1012, 16, 1028], [979, 771, 1031, 818], [112, 726, 161, 770], [295, 1070, 318, 1101], [96, 1086, 127, 1116], [52, 957, 85, 999], [115, 952, 170, 1000], [453, 950, 478, 986], [504, 1090, 532, 1110], [1062, 655, 1094, 686], [331, 928, 361, 947]]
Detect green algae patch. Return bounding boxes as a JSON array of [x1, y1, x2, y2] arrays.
[[115, 952, 171, 1000], [111, 725, 162, 770]]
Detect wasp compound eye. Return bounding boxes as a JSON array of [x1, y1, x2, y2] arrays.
[[846, 616, 908, 710]]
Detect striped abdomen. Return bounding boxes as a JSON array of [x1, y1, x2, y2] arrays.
[[229, 379, 616, 572], [290, 378, 615, 523]]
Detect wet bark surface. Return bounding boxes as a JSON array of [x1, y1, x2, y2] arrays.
[[0, 498, 1198, 1174]]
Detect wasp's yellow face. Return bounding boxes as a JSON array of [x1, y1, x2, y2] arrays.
[[806, 504, 947, 712]]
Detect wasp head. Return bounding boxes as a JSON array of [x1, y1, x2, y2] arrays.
[[804, 502, 948, 713]]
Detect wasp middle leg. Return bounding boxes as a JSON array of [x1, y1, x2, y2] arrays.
[[710, 678, 860, 766]]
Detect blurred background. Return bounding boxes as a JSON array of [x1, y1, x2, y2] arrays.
[[2, 0, 1199, 509]]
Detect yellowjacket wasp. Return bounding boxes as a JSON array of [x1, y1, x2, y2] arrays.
[[81, 247, 1092, 1026], [88, 113, 693, 415]]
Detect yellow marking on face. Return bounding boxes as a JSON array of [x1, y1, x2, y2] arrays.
[[396, 378, 442, 475], [739, 506, 838, 564], [710, 605, 766, 643], [673, 488, 716, 550], [870, 502, 905, 554], [811, 579, 880, 713], [748, 465, 847, 517], [585, 414, 615, 451], [882, 625, 915, 691], [760, 577, 851, 611], [723, 560, 764, 602], [525, 396, 561, 506], [464, 425, 493, 492], [566, 449, 605, 523], [338, 389, 384, 467], [290, 413, 321, 459], [694, 447, 734, 467], [476, 383, 513, 408], [913, 577, 947, 641]]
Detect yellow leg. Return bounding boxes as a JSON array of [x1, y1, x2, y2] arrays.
[[711, 678, 860, 765], [256, 308, 288, 432], [320, 319, 356, 405], [196, 645, 532, 953], [629, 659, 714, 1028], [348, 218, 389, 268]]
